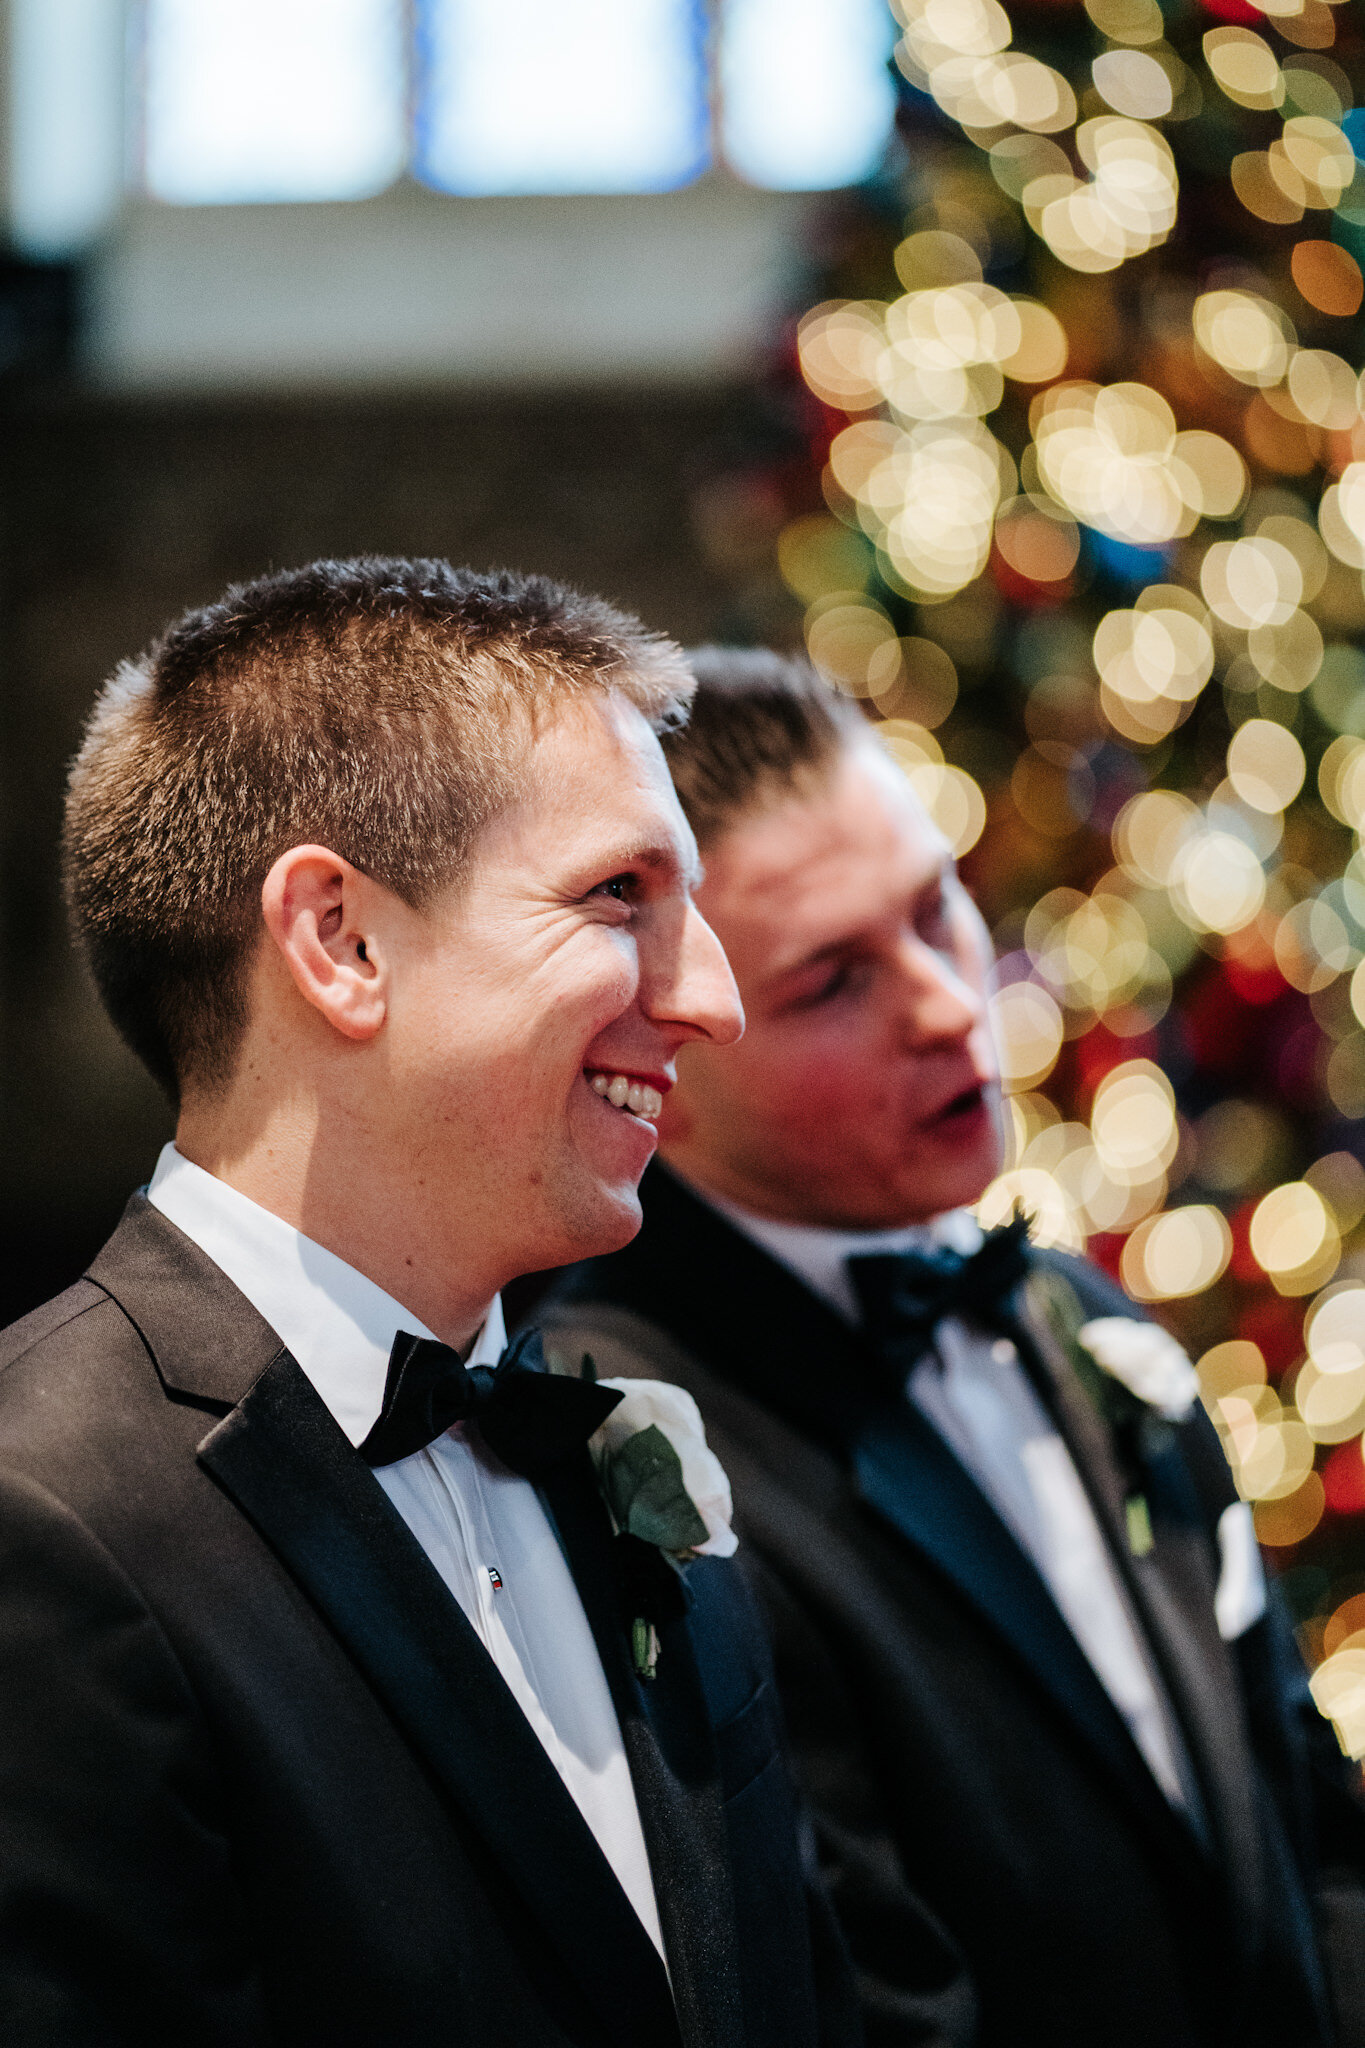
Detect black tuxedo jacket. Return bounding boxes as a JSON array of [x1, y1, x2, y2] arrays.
[[0, 1195, 859, 2048], [544, 1163, 1365, 2048]]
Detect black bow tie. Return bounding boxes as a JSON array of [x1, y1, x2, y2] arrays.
[[847, 1214, 1032, 1387], [359, 1327, 621, 1479]]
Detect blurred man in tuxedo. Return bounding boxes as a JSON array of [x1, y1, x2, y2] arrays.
[[0, 569, 863, 2048], [544, 647, 1365, 2048]]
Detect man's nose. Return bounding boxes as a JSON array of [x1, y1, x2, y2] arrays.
[[891, 935, 985, 1049], [647, 903, 744, 1048]]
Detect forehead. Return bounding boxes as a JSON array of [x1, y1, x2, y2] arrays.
[[478, 689, 699, 880], [700, 743, 950, 967]]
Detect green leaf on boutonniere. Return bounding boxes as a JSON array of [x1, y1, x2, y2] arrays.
[[600, 1424, 710, 1554], [1025, 1269, 1144, 1437], [631, 1617, 661, 1680], [1025, 1269, 1158, 1554], [1126, 1493, 1155, 1557]]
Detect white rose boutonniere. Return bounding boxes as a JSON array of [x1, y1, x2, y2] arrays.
[[1076, 1318, 1199, 1423], [587, 1376, 737, 1680], [1028, 1266, 1199, 1558], [591, 1378, 738, 1559]]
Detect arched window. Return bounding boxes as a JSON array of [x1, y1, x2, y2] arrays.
[[138, 0, 896, 205]]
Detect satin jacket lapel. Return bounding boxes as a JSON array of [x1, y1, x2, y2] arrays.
[[571, 1168, 1183, 1849], [539, 1457, 745, 2048], [198, 1355, 679, 2048], [850, 1398, 1179, 1837], [90, 1199, 678, 2048], [1019, 1293, 1267, 1919]]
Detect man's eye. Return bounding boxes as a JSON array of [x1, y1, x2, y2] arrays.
[[789, 963, 854, 1010], [595, 875, 631, 901]]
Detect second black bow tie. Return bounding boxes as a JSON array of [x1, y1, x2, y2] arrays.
[[359, 1327, 621, 1479], [847, 1213, 1033, 1390]]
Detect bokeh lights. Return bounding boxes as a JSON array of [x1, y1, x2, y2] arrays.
[[728, 0, 1365, 1757]]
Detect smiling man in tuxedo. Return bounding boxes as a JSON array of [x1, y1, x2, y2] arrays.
[[0, 564, 861, 2048], [543, 648, 1365, 2048]]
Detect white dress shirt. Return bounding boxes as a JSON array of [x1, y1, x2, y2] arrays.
[[703, 1187, 1195, 1811], [148, 1143, 665, 1956]]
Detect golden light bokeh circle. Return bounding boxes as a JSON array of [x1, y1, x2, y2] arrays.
[[1121, 1205, 1233, 1301], [1225, 719, 1307, 814]]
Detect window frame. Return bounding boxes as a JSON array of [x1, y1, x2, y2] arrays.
[[130, 0, 897, 207]]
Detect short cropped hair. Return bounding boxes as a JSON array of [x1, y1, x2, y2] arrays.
[[65, 556, 692, 1101], [663, 646, 867, 849]]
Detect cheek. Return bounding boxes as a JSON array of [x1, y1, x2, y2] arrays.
[[740, 1021, 891, 1136], [542, 935, 640, 1056], [582, 944, 642, 1041]]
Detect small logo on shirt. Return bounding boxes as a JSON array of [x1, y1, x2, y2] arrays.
[[487, 1566, 504, 1592]]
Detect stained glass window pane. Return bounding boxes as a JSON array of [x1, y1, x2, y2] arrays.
[[720, 0, 896, 191], [416, 0, 709, 197], [143, 0, 405, 205]]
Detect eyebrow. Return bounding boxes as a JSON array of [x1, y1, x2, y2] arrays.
[[602, 836, 704, 894], [763, 856, 955, 984]]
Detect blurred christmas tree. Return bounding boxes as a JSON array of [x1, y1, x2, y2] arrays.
[[691, 0, 1365, 1753]]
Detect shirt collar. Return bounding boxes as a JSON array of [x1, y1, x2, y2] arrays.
[[687, 1176, 982, 1326], [146, 1143, 506, 1447]]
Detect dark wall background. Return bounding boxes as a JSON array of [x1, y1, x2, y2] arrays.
[[1, 383, 751, 1321]]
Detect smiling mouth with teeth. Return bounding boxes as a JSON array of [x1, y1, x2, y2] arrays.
[[588, 1073, 664, 1121]]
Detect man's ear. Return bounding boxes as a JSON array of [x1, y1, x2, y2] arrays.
[[260, 845, 387, 1042]]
